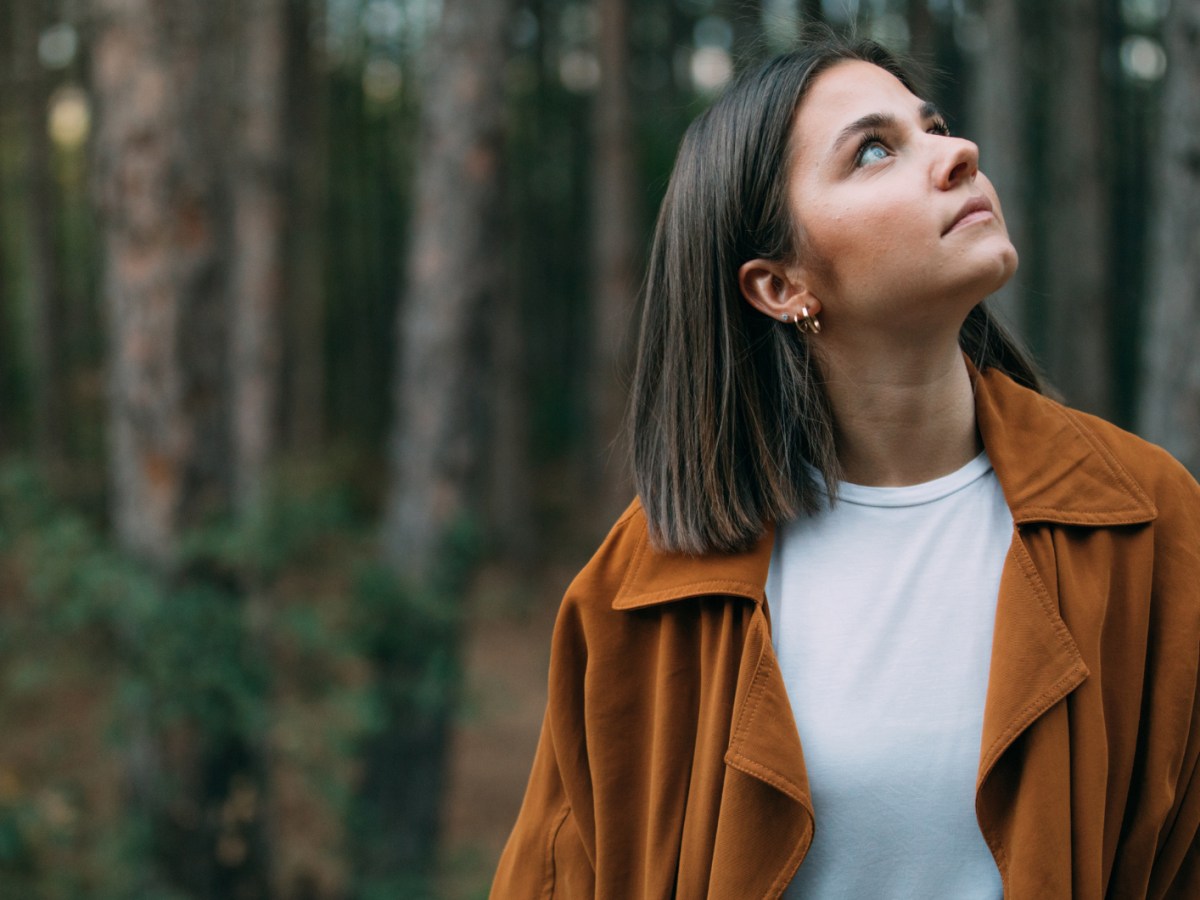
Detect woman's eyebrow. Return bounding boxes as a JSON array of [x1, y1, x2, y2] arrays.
[[830, 100, 946, 155]]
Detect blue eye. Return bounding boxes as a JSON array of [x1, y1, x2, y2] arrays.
[[854, 137, 892, 168], [858, 141, 888, 166]]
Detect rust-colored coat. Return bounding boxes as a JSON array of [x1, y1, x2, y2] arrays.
[[492, 368, 1200, 899]]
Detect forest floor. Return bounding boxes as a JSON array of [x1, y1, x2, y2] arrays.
[[437, 561, 573, 899]]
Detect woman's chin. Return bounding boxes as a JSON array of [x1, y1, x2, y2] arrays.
[[974, 242, 1019, 297]]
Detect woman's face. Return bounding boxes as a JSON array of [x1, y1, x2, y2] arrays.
[[785, 60, 1017, 336]]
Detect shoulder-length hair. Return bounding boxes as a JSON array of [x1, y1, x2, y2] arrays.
[[629, 35, 1044, 556]]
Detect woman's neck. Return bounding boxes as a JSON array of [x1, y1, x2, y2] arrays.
[[816, 337, 980, 487]]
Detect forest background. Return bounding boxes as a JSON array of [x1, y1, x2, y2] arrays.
[[0, 0, 1197, 897]]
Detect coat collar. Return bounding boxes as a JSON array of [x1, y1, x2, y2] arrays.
[[613, 364, 1157, 612], [971, 363, 1156, 527]]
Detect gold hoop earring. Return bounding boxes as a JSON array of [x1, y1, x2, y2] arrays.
[[796, 305, 821, 334]]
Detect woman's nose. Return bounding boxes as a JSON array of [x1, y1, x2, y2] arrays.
[[935, 137, 980, 189]]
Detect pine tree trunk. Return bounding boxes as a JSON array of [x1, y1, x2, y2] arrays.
[[588, 0, 639, 523], [486, 276, 535, 562], [1043, 0, 1112, 415], [374, 0, 514, 879], [15, 0, 69, 467], [282, 0, 328, 454], [91, 3, 272, 896], [970, 0, 1030, 338], [1138, 0, 1200, 472], [0, 6, 11, 455], [231, 0, 287, 514], [91, 0, 235, 566], [382, 0, 513, 584], [909, 0, 936, 63]]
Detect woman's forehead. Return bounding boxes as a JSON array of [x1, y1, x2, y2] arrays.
[[793, 61, 926, 155]]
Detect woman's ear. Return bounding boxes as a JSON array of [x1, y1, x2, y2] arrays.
[[737, 258, 820, 322]]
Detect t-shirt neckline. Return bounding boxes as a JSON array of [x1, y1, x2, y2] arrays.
[[833, 451, 994, 509]]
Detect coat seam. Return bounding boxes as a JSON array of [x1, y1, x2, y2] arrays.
[[614, 525, 650, 606], [764, 819, 813, 899], [543, 802, 572, 900], [1014, 507, 1155, 525], [1010, 535, 1079, 655], [1058, 405, 1155, 514], [979, 537, 1088, 774], [726, 625, 807, 803], [614, 579, 763, 610], [725, 752, 806, 803]]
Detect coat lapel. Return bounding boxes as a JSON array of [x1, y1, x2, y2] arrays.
[[612, 523, 814, 897], [977, 531, 1088, 786], [970, 366, 1158, 892], [715, 604, 815, 898], [972, 365, 1156, 777]]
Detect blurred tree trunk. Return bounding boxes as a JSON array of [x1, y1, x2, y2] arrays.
[[282, 0, 328, 453], [91, 2, 271, 897], [91, 0, 234, 565], [231, 0, 287, 514], [909, 0, 935, 63], [0, 135, 8, 451], [0, 2, 19, 454], [375, 0, 514, 879], [589, 0, 638, 523], [486, 268, 534, 561], [15, 0, 69, 466], [970, 0, 1030, 339], [1139, 0, 1200, 472], [1043, 0, 1111, 415]]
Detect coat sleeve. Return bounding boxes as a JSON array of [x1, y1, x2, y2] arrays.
[[1148, 616, 1200, 900], [1153, 702, 1200, 899], [489, 709, 594, 899], [491, 591, 597, 899], [1146, 463, 1200, 900]]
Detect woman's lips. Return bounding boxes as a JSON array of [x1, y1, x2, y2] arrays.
[[944, 196, 995, 235]]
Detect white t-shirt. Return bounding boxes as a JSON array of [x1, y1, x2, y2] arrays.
[[766, 452, 1011, 900]]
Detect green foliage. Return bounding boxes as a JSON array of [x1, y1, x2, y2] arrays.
[[179, 477, 360, 585], [0, 460, 464, 896], [352, 561, 457, 719]]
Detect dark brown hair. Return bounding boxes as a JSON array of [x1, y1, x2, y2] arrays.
[[629, 34, 1044, 555]]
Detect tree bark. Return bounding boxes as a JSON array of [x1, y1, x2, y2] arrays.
[[969, 0, 1030, 339], [486, 268, 535, 562], [231, 0, 287, 514], [15, 0, 69, 466], [91, 0, 235, 566], [282, 0, 328, 454], [374, 0, 514, 879], [588, 0, 639, 523], [908, 0, 936, 64], [90, 3, 272, 896], [1043, 0, 1112, 415], [0, 1, 18, 454], [1139, 0, 1200, 472], [382, 0, 513, 584]]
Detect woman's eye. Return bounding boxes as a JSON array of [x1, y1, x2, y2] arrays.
[[857, 141, 889, 166]]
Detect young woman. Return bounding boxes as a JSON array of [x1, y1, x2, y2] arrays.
[[492, 36, 1200, 899]]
